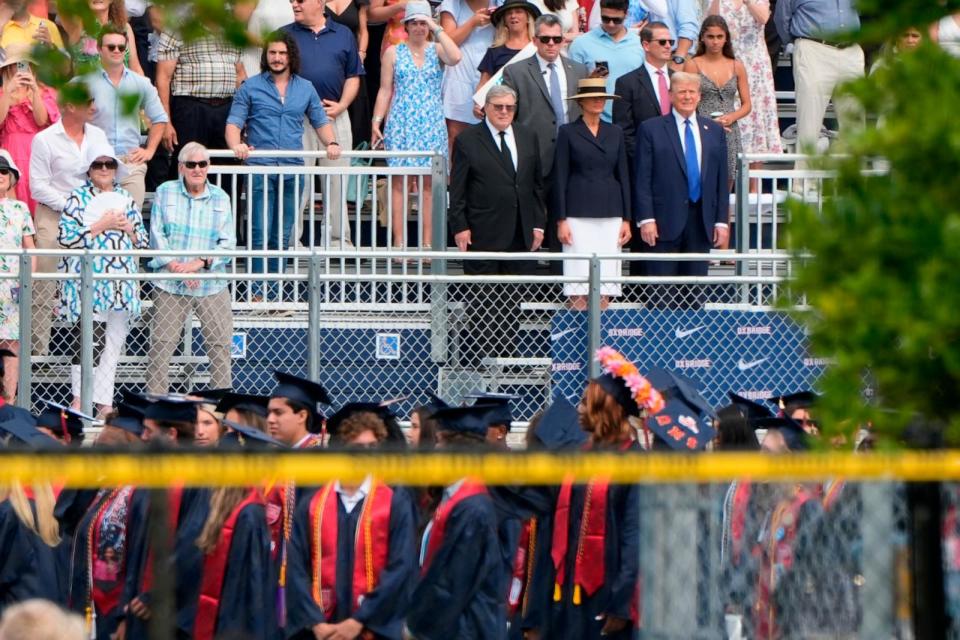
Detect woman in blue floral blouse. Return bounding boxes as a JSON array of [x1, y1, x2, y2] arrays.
[[59, 146, 148, 415]]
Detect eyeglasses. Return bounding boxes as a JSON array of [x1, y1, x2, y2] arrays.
[[182, 160, 209, 169], [487, 103, 516, 112], [536, 35, 564, 44], [600, 15, 624, 24], [645, 38, 676, 46], [90, 160, 118, 171], [104, 43, 127, 52], [289, 0, 307, 4]]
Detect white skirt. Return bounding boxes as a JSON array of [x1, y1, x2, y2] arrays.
[[562, 216, 623, 297]]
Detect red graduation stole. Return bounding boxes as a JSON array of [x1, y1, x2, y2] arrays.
[[731, 480, 752, 566], [141, 485, 184, 593], [753, 486, 815, 640], [309, 481, 393, 620], [551, 477, 609, 605], [507, 517, 537, 618], [193, 489, 264, 640], [88, 488, 135, 616], [422, 480, 488, 574]]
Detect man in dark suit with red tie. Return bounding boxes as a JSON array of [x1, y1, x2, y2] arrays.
[[634, 72, 729, 279], [613, 21, 676, 276]]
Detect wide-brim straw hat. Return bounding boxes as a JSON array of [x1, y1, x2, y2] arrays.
[[492, 0, 541, 27], [567, 77, 620, 100], [0, 44, 34, 69]]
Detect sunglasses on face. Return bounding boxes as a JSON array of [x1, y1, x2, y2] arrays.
[[0, 168, 11, 176], [289, 0, 306, 4], [645, 38, 676, 46], [90, 160, 118, 171], [182, 160, 209, 169], [600, 15, 624, 24], [487, 103, 516, 112], [537, 35, 563, 44], [104, 43, 127, 52]]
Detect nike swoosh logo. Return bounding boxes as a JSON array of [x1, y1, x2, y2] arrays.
[[550, 327, 579, 341], [675, 326, 705, 339], [737, 358, 767, 371]]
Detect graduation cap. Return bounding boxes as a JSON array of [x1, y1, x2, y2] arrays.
[[215, 392, 270, 418], [272, 371, 332, 408], [594, 373, 640, 416], [220, 418, 285, 449], [0, 416, 62, 449], [189, 387, 232, 402], [423, 393, 450, 414], [768, 391, 818, 413], [35, 401, 94, 444], [106, 402, 146, 438], [465, 391, 517, 427], [728, 392, 775, 421], [754, 416, 808, 451], [431, 403, 502, 438], [644, 368, 717, 451], [143, 395, 201, 424], [534, 396, 588, 451]]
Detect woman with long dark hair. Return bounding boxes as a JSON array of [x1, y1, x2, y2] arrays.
[[684, 14, 751, 192]]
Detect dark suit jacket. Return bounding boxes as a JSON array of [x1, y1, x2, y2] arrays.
[[612, 65, 671, 174], [448, 121, 546, 251], [634, 113, 728, 243], [551, 118, 631, 221], [501, 55, 588, 178]]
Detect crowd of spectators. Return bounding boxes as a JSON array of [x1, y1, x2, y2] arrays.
[[0, 0, 947, 408]]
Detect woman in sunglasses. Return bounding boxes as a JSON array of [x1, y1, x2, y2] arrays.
[[58, 146, 148, 417]]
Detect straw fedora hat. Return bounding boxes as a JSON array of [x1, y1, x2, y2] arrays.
[[566, 77, 619, 100]]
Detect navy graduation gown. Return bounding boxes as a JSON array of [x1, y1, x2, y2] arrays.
[[548, 481, 640, 640], [67, 488, 149, 640], [204, 502, 275, 639], [514, 513, 556, 638], [54, 488, 98, 604], [175, 487, 211, 638], [407, 494, 505, 640], [286, 488, 417, 640], [0, 501, 42, 614]]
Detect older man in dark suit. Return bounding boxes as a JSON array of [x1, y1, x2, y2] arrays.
[[634, 72, 729, 278]]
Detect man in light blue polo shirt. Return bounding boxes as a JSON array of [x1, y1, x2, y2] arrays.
[[86, 23, 168, 209], [568, 0, 644, 121], [226, 30, 340, 300]]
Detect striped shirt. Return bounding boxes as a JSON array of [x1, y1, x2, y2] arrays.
[[157, 33, 241, 99], [148, 178, 236, 297]]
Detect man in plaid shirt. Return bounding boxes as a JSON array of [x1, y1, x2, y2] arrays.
[[146, 142, 236, 394]]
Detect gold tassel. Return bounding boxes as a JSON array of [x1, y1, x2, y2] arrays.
[[280, 564, 287, 587], [553, 582, 561, 602], [573, 584, 582, 605]]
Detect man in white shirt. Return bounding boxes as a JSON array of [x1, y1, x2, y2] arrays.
[[29, 87, 113, 356]]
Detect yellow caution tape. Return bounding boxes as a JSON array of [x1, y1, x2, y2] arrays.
[[1, 450, 960, 487]]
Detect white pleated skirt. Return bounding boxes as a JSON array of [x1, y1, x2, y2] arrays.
[[562, 216, 623, 297]]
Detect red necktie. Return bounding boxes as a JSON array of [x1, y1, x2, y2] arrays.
[[657, 70, 670, 115]]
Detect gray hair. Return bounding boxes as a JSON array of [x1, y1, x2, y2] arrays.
[[669, 71, 701, 90], [486, 84, 518, 105], [0, 600, 85, 640], [534, 14, 562, 34], [178, 141, 210, 164]]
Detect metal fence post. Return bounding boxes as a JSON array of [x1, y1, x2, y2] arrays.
[[308, 254, 322, 380], [80, 253, 94, 416], [17, 252, 31, 408], [860, 482, 894, 638], [430, 152, 449, 363], [736, 154, 751, 305], [587, 256, 601, 377]]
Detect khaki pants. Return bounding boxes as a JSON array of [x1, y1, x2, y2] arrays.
[[31, 203, 61, 356], [146, 288, 233, 394], [119, 161, 148, 212], [301, 111, 353, 247], [793, 39, 865, 152]]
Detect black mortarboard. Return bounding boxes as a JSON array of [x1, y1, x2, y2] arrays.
[[423, 393, 450, 414], [106, 402, 146, 437], [0, 416, 62, 449], [465, 391, 517, 427], [215, 392, 270, 418], [143, 395, 200, 424], [644, 368, 717, 451], [272, 371, 331, 408], [35, 401, 93, 443], [431, 403, 501, 438], [594, 373, 641, 416], [768, 391, 818, 412], [728, 392, 775, 420], [220, 418, 285, 449], [189, 387, 232, 401], [534, 396, 588, 451], [754, 416, 808, 451]]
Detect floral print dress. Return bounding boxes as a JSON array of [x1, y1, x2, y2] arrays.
[[385, 43, 447, 168], [0, 198, 35, 340], [58, 183, 149, 324]]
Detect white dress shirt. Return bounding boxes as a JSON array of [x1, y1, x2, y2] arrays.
[[30, 121, 112, 212], [645, 60, 670, 109], [535, 53, 568, 121], [485, 120, 518, 172], [336, 475, 373, 515]]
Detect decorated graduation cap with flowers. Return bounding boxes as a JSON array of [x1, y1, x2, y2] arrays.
[[594, 346, 665, 417]]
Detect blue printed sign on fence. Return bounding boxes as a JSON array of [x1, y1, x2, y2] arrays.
[[231, 332, 247, 359], [376, 333, 401, 360]]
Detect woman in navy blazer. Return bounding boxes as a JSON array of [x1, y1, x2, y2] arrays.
[[552, 77, 632, 309]]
